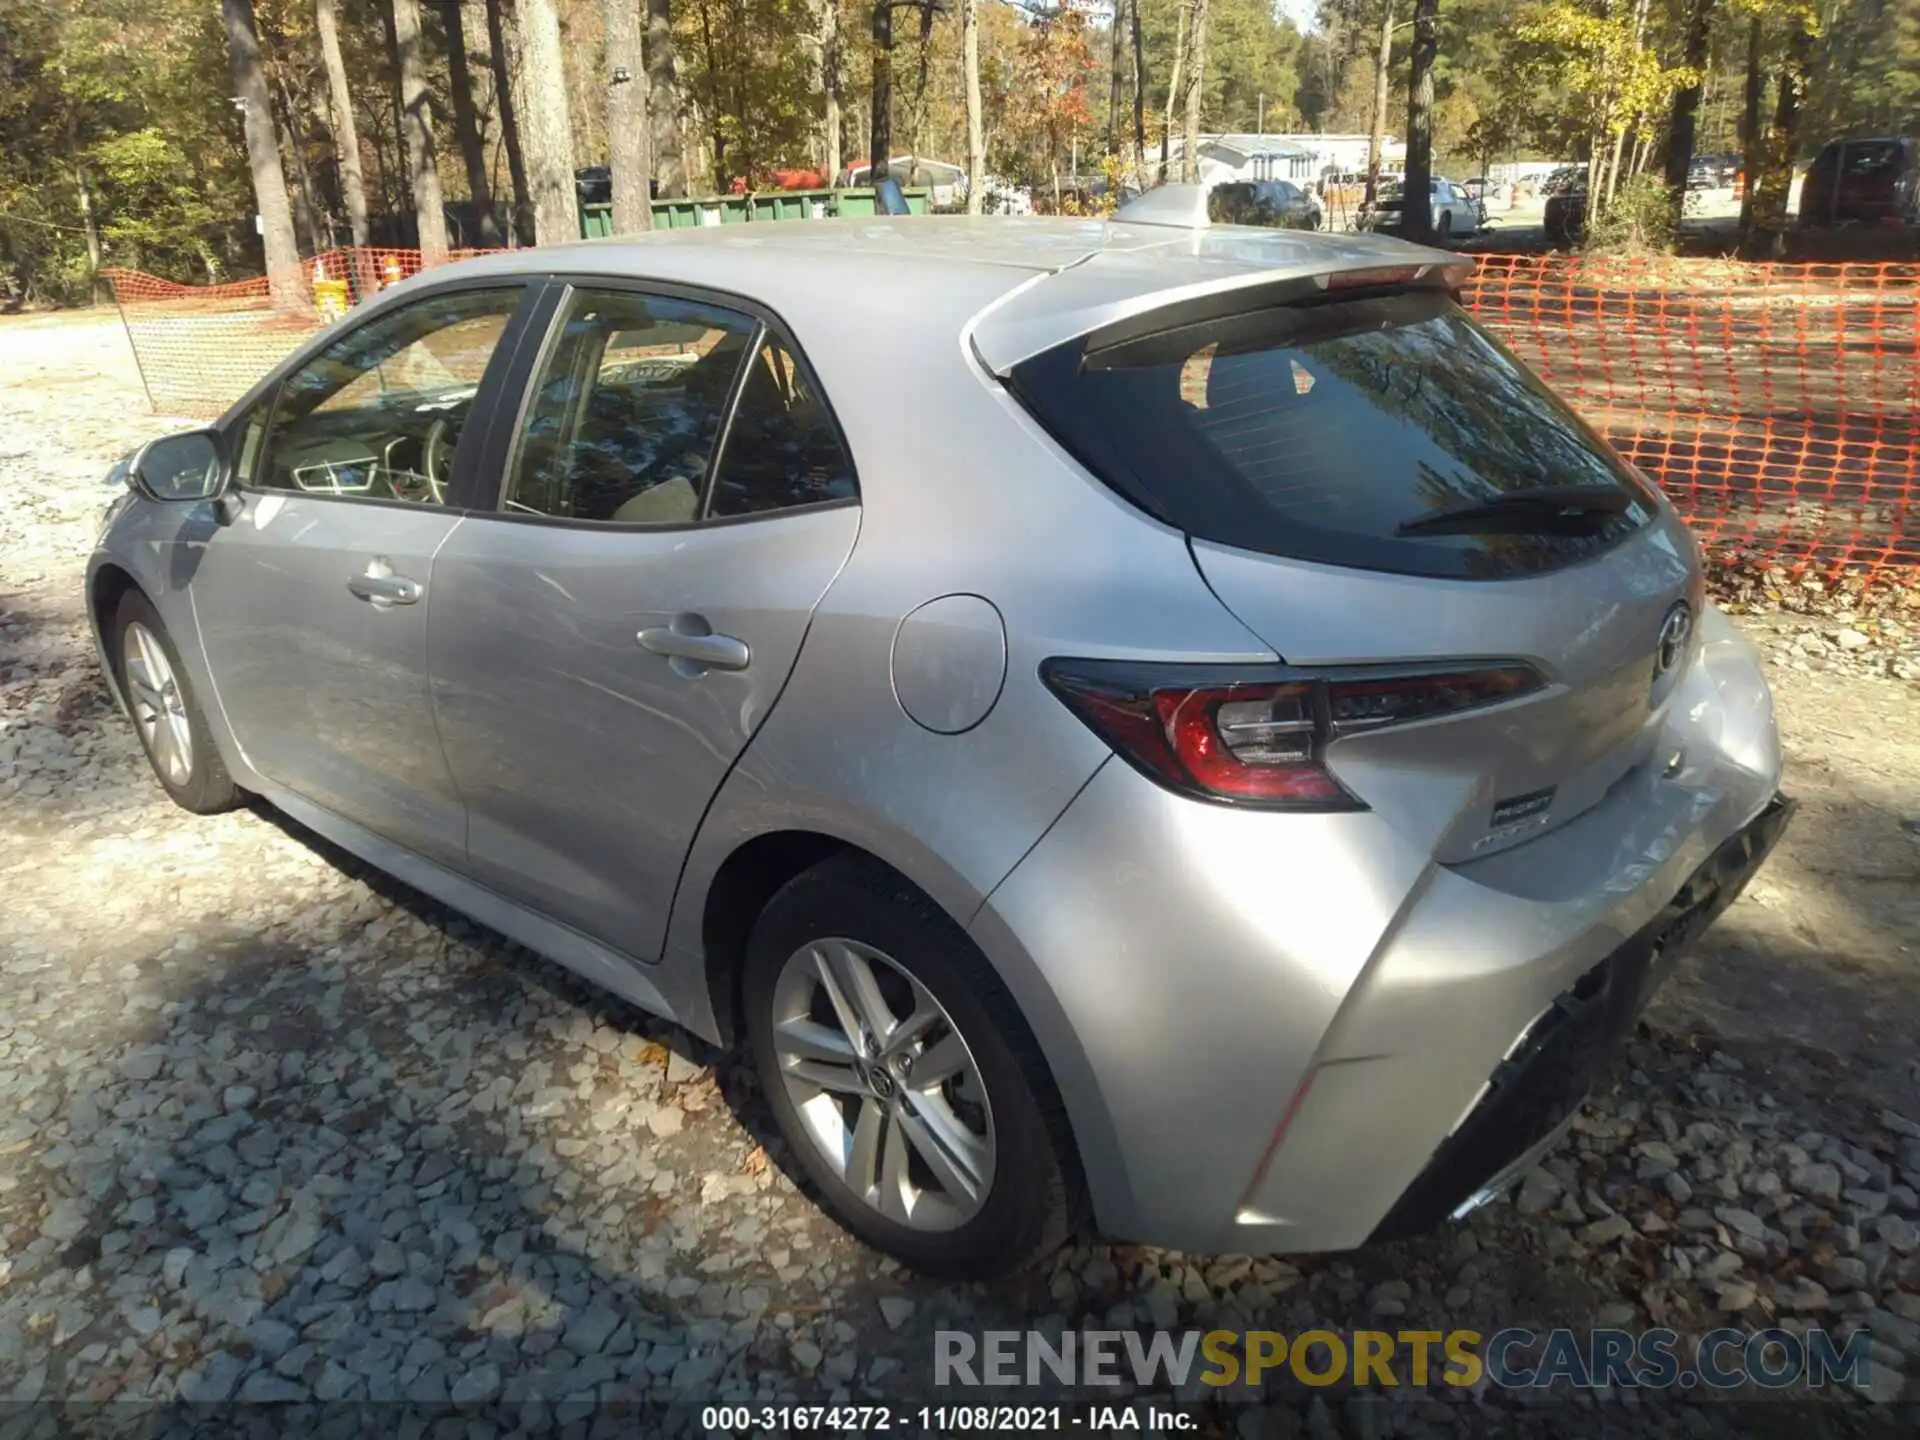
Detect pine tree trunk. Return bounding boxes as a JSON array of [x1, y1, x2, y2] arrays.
[[1743, 22, 1811, 259], [604, 0, 652, 231], [1106, 0, 1125, 157], [511, 0, 578, 243], [1738, 15, 1764, 236], [221, 0, 304, 311], [1367, 0, 1395, 208], [1663, 0, 1716, 221], [910, 1, 935, 160], [315, 0, 372, 249], [963, 0, 983, 213], [391, 0, 450, 262], [814, 0, 843, 180], [440, 0, 502, 245], [274, 75, 324, 252], [485, 0, 534, 240], [870, 0, 893, 180], [1401, 0, 1436, 243], [1180, 0, 1209, 186], [647, 0, 686, 195], [1159, 1, 1186, 183], [1130, 0, 1147, 185], [66, 119, 103, 299]]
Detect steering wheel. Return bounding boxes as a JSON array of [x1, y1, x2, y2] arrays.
[[420, 417, 456, 504]]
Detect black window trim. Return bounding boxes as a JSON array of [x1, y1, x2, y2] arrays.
[[475, 272, 863, 535], [216, 275, 545, 517]]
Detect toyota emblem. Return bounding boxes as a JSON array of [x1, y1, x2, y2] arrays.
[[1655, 602, 1694, 677]]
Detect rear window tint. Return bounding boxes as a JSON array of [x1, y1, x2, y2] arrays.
[[1007, 288, 1654, 580]]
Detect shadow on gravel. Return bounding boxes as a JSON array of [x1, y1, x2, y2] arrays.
[[1664, 763, 1920, 1117], [12, 743, 1907, 1430]]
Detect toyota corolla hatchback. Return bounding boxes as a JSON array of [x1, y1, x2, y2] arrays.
[[90, 206, 1791, 1278]]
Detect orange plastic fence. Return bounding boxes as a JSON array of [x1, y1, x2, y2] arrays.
[[1463, 255, 1920, 577], [105, 247, 1920, 577], [103, 247, 495, 419]]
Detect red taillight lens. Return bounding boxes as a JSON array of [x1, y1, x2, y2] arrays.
[[1042, 660, 1544, 809], [1323, 264, 1427, 290]]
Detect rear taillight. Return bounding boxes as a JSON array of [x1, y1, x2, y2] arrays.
[[1042, 659, 1545, 810]]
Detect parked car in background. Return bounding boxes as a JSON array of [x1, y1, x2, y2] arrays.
[[1686, 154, 1738, 191], [980, 175, 1035, 215], [1207, 178, 1322, 230], [1798, 136, 1920, 228], [1457, 177, 1495, 226], [1365, 177, 1473, 243], [1545, 185, 1588, 244], [92, 210, 1790, 1280], [839, 156, 968, 208], [1542, 165, 1585, 197]]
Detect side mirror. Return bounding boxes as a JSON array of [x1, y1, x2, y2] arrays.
[[130, 430, 229, 504]]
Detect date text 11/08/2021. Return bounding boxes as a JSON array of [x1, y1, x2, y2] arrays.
[[701, 1406, 1190, 1432]]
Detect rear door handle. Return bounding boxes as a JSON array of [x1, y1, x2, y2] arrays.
[[637, 626, 750, 671], [347, 570, 424, 606]]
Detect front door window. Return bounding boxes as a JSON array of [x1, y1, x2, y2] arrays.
[[255, 287, 521, 505]]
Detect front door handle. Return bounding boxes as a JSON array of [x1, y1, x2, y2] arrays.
[[347, 570, 424, 606], [638, 625, 750, 672]]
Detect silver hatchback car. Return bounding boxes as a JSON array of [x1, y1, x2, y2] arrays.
[[89, 212, 1791, 1278]]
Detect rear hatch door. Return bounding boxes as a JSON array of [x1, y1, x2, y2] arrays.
[[1005, 282, 1704, 861]]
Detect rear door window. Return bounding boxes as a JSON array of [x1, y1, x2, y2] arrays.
[[707, 337, 857, 518], [1007, 288, 1655, 580]]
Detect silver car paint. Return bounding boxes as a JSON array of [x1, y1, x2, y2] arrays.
[[89, 216, 1784, 1257], [427, 504, 862, 962], [189, 494, 470, 867], [973, 603, 1779, 1251], [1192, 512, 1707, 865]]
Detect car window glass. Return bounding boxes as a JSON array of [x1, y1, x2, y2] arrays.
[[1011, 289, 1653, 580], [1842, 142, 1898, 176], [708, 337, 858, 518], [254, 288, 519, 503], [505, 288, 756, 524]]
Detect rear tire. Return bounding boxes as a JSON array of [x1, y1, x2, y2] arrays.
[[1437, 211, 1454, 244], [742, 855, 1082, 1279], [112, 590, 238, 815]]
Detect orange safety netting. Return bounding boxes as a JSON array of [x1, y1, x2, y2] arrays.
[[105, 247, 1920, 579], [103, 247, 496, 420], [1462, 255, 1920, 579]]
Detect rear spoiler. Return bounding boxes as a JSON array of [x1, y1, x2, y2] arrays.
[[1078, 261, 1476, 357]]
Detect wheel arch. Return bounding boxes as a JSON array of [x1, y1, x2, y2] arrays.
[[87, 560, 146, 712], [690, 825, 1096, 1220]]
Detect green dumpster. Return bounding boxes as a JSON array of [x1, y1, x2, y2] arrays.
[[747, 190, 836, 222], [580, 186, 931, 238], [829, 186, 932, 217]]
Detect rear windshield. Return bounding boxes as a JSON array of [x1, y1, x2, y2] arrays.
[[1007, 288, 1655, 580]]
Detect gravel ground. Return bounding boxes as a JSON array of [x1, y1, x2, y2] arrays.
[[3, 311, 1920, 1436]]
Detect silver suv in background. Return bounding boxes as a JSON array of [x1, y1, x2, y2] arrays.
[[90, 210, 1790, 1277]]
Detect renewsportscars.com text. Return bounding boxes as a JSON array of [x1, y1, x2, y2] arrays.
[[935, 1327, 1878, 1392]]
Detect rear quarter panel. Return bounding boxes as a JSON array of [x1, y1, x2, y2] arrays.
[[654, 274, 1277, 1088]]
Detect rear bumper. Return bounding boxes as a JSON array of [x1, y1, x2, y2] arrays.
[[970, 604, 1786, 1254], [1368, 790, 1795, 1242]]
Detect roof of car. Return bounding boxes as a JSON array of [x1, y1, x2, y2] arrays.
[[399, 212, 1456, 372]]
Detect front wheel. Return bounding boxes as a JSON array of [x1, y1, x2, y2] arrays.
[[113, 590, 238, 814], [743, 856, 1082, 1278]]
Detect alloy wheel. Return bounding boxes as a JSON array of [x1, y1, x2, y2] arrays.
[[769, 937, 995, 1232], [124, 621, 193, 786]]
